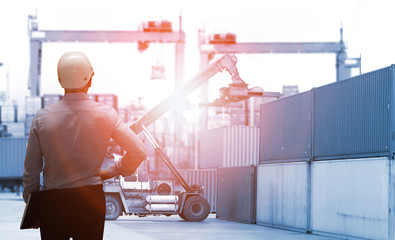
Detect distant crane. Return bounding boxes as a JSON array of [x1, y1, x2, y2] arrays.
[[27, 15, 186, 165], [198, 28, 361, 131]]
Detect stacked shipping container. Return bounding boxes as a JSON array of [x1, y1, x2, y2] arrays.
[[0, 137, 28, 182], [257, 65, 395, 239], [199, 126, 260, 168], [217, 166, 256, 224], [179, 169, 217, 213], [197, 126, 260, 219]]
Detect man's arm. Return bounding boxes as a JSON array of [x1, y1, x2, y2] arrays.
[[23, 118, 43, 203], [100, 117, 146, 179]]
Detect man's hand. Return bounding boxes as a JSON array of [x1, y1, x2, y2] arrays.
[[96, 169, 112, 181]]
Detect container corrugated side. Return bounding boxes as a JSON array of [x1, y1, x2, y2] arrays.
[[199, 126, 259, 169], [1, 106, 16, 122], [25, 96, 42, 115], [260, 91, 312, 163], [5, 122, 25, 137], [217, 166, 256, 224], [256, 162, 308, 231], [223, 126, 259, 167], [179, 169, 217, 213], [314, 66, 393, 160], [312, 157, 389, 239], [118, 108, 130, 123], [0, 137, 28, 178]]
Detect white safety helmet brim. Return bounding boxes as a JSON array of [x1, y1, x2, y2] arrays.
[[57, 51, 94, 89]]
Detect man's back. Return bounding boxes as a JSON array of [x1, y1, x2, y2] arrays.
[[33, 93, 116, 189]]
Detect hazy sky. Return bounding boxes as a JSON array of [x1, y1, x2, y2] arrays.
[[0, 0, 394, 107]]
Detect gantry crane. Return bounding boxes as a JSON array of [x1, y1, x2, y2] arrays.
[[27, 15, 186, 164], [198, 29, 361, 131]]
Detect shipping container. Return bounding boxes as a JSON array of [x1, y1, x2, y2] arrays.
[[0, 137, 28, 179], [251, 96, 277, 127], [229, 96, 277, 127], [260, 91, 312, 163], [314, 65, 394, 160], [207, 112, 231, 130], [17, 106, 26, 122], [118, 108, 130, 123], [179, 169, 217, 213], [259, 65, 395, 162], [216, 166, 256, 224], [5, 122, 25, 137], [256, 162, 309, 232], [0, 125, 7, 137], [42, 94, 62, 108], [1, 105, 17, 122], [25, 96, 42, 115], [312, 157, 392, 239], [199, 126, 259, 169]]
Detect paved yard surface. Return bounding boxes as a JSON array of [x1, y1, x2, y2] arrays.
[[0, 193, 340, 240]]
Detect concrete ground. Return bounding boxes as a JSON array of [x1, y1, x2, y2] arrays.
[[0, 193, 340, 240]]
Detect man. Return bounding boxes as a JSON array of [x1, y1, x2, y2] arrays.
[[23, 51, 146, 239]]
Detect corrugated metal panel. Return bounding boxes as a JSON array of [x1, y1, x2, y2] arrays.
[[199, 126, 259, 168], [25, 96, 42, 115], [179, 169, 217, 213], [224, 126, 259, 167], [118, 108, 130, 123], [390, 160, 395, 240], [312, 157, 389, 239], [256, 162, 308, 231], [259, 91, 312, 163], [1, 106, 16, 122], [17, 106, 26, 122], [199, 127, 223, 168], [217, 166, 256, 224], [5, 122, 25, 137], [314, 66, 393, 159], [0, 137, 28, 178]]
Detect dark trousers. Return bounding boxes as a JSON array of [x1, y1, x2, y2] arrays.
[[39, 184, 105, 240]]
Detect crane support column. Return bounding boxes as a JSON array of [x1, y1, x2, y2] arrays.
[[336, 51, 351, 82], [174, 40, 185, 166], [199, 53, 210, 132], [28, 41, 42, 97]]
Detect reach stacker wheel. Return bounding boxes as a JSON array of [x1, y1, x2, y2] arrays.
[[182, 196, 210, 222], [178, 212, 187, 220], [105, 195, 122, 220]]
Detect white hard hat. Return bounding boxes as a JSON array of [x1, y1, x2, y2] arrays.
[[57, 51, 94, 89]]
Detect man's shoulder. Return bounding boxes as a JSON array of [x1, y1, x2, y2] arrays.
[[35, 100, 63, 115], [89, 101, 117, 115], [39, 99, 116, 113]]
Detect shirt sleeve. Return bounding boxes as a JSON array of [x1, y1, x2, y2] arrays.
[[23, 117, 43, 203], [106, 117, 147, 177]]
